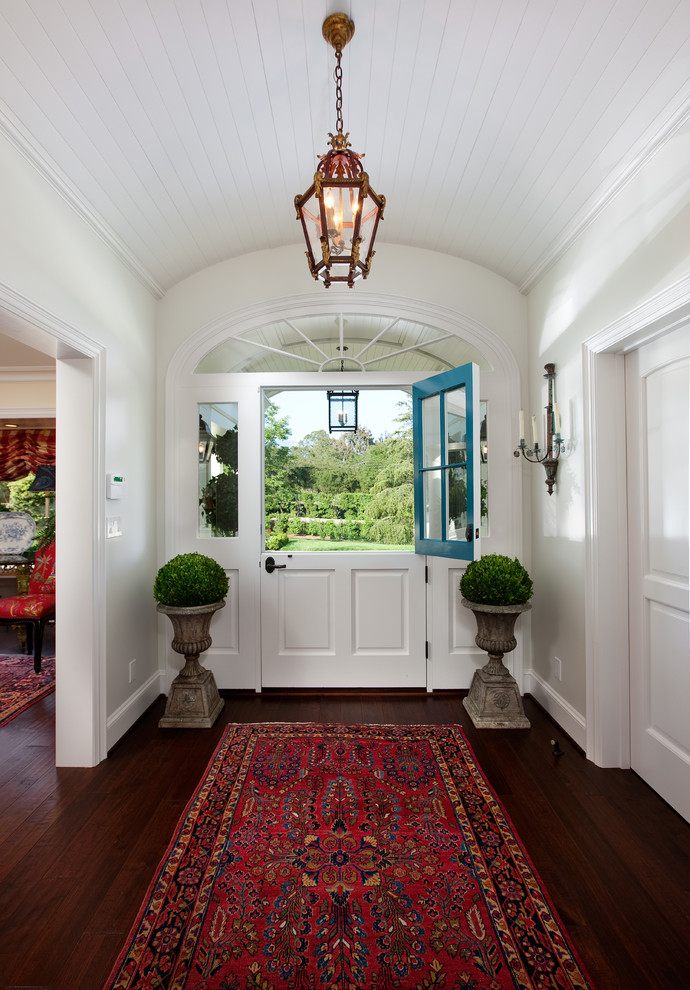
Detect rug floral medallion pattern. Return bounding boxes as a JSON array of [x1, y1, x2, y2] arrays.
[[106, 724, 594, 990]]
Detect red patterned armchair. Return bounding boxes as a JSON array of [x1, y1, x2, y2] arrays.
[[0, 542, 55, 672]]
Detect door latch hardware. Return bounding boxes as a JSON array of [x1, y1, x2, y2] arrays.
[[265, 556, 287, 574]]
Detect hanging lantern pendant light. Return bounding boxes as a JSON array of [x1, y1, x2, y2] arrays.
[[295, 14, 385, 288]]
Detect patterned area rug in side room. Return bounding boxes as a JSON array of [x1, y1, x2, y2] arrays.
[[104, 723, 595, 990], [0, 653, 56, 727]]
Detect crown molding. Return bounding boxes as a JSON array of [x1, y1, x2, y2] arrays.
[[0, 107, 164, 300], [519, 100, 690, 295], [0, 367, 55, 382]]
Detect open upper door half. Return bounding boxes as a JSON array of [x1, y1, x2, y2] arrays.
[[413, 362, 481, 561]]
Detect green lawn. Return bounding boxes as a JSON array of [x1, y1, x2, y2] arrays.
[[278, 537, 413, 552]]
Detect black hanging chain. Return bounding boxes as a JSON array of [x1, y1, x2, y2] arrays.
[[334, 50, 344, 134]]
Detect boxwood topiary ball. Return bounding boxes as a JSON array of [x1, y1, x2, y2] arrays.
[[154, 552, 229, 607], [460, 553, 533, 606]]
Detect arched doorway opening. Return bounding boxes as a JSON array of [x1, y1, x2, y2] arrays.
[[164, 296, 523, 694]]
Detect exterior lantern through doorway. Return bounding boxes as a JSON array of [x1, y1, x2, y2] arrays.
[[295, 14, 385, 288], [328, 390, 358, 433]]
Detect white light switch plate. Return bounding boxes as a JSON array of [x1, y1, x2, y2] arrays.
[[106, 516, 122, 538]]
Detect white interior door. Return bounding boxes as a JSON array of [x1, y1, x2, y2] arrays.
[[261, 551, 426, 688], [626, 324, 690, 821]]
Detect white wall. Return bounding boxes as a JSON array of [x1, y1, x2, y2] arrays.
[[0, 379, 55, 411], [0, 130, 159, 762], [526, 118, 690, 747]]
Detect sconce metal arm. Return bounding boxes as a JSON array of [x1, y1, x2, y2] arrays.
[[514, 363, 564, 495]]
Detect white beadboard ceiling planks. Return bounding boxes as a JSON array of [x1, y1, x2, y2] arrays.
[[0, 0, 687, 296]]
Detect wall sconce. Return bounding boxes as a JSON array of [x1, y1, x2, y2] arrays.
[[514, 363, 564, 495], [328, 390, 359, 433]]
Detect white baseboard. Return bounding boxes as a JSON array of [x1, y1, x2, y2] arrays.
[[106, 671, 163, 752], [525, 668, 587, 751]]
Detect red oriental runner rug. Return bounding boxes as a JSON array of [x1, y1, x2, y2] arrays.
[[104, 723, 595, 990], [0, 653, 56, 727]]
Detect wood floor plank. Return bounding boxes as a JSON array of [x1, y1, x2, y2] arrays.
[[1, 690, 690, 990]]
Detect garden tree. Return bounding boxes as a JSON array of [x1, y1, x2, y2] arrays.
[[330, 426, 374, 460], [364, 483, 414, 545], [264, 402, 299, 514], [358, 433, 413, 492], [264, 401, 291, 458], [287, 428, 373, 494], [393, 394, 413, 434], [264, 395, 416, 547]]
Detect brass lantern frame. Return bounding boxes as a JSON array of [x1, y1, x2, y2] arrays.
[[295, 14, 385, 288]]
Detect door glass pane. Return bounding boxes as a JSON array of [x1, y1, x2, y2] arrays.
[[421, 394, 441, 468], [446, 387, 466, 464], [447, 466, 468, 540], [423, 471, 443, 540], [198, 403, 239, 537]]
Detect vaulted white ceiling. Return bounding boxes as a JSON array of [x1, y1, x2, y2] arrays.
[[1, 0, 688, 298]]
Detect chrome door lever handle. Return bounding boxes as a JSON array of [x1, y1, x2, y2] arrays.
[[265, 556, 287, 574]]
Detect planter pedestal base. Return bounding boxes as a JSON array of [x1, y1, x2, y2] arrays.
[[459, 597, 532, 730], [157, 600, 226, 729], [159, 667, 224, 728], [463, 661, 530, 729]]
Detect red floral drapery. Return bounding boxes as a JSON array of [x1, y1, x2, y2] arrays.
[[0, 430, 56, 482]]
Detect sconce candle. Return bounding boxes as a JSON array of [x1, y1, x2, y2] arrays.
[[514, 363, 564, 495]]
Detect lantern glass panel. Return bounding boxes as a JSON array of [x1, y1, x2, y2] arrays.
[[299, 196, 323, 257], [358, 194, 379, 262], [323, 184, 359, 256]]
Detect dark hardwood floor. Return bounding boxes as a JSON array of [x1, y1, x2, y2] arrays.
[[1, 645, 689, 989]]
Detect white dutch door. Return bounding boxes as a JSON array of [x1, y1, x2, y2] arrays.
[[173, 355, 490, 695], [259, 380, 428, 689], [261, 551, 426, 688], [626, 324, 690, 821], [261, 365, 481, 689]]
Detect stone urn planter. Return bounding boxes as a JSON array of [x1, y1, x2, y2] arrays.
[[459, 554, 533, 729], [154, 552, 228, 729], [461, 600, 531, 728], [157, 601, 225, 728]]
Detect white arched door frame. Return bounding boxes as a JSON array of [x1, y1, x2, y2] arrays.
[[0, 282, 107, 767], [165, 291, 525, 690], [584, 273, 690, 767]]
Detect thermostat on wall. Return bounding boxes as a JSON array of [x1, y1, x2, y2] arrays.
[[106, 473, 125, 499]]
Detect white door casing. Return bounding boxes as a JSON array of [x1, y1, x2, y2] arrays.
[[626, 324, 690, 821], [0, 286, 107, 767], [584, 274, 690, 768]]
